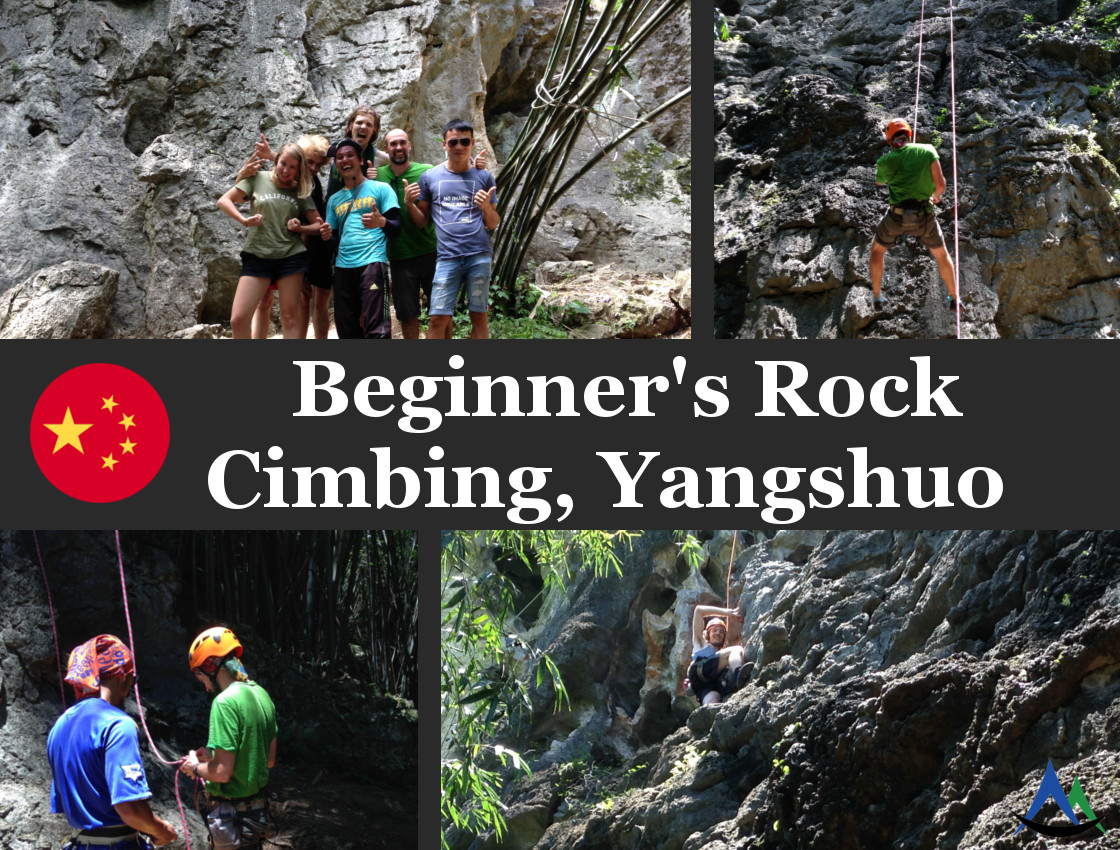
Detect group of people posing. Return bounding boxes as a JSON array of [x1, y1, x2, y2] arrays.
[[218, 107, 500, 340], [47, 629, 276, 850]]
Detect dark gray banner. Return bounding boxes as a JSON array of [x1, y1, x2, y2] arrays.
[[4, 340, 1115, 528]]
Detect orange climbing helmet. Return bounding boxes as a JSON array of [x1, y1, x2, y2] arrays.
[[189, 627, 243, 674], [885, 118, 912, 143]]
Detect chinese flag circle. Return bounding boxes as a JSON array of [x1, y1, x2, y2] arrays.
[[29, 363, 170, 503]]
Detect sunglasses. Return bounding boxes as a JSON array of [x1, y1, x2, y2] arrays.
[[445, 138, 473, 148]]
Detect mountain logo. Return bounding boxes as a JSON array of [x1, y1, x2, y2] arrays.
[[1014, 760, 1105, 837], [29, 363, 171, 503]]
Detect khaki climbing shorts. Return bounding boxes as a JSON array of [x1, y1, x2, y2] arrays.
[[873, 208, 946, 249]]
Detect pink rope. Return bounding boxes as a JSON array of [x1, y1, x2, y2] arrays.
[[912, 0, 926, 138], [948, 0, 962, 339], [32, 532, 66, 708], [114, 530, 195, 850]]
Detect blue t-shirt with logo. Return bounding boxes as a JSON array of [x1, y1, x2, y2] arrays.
[[417, 164, 498, 260], [326, 179, 400, 269], [48, 698, 151, 829]]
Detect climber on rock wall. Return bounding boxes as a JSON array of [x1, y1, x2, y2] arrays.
[[685, 604, 746, 705], [869, 118, 960, 312]]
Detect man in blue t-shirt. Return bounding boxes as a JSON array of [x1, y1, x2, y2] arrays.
[[47, 635, 176, 848], [414, 119, 500, 339], [319, 138, 401, 338]]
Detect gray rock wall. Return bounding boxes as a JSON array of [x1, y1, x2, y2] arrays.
[[0, 0, 690, 337], [480, 530, 1120, 850]]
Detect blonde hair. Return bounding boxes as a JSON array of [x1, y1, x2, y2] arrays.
[[271, 142, 313, 198], [298, 133, 330, 160]]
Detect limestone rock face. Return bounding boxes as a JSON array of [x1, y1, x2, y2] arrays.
[[0, 0, 689, 336], [473, 529, 1120, 850], [0, 261, 118, 338], [715, 0, 1120, 338]]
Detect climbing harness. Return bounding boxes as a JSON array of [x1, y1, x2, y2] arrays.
[[910, 0, 963, 339]]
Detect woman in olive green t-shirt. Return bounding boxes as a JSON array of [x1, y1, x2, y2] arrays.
[[217, 143, 323, 339]]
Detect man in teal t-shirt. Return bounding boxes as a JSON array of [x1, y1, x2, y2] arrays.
[[321, 138, 401, 339], [869, 118, 959, 311], [181, 628, 277, 850], [377, 129, 440, 339]]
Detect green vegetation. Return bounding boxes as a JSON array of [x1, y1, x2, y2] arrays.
[[716, 11, 731, 41], [612, 140, 672, 202], [970, 112, 996, 132], [441, 531, 639, 848], [669, 744, 703, 781]]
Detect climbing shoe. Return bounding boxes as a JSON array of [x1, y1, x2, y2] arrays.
[[948, 296, 960, 312], [873, 297, 883, 310]]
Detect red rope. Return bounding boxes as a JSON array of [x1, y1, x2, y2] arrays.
[[33, 532, 66, 708], [949, 0, 962, 339], [114, 530, 195, 850]]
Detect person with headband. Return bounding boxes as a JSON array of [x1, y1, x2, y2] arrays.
[[47, 635, 177, 849], [181, 628, 277, 850], [685, 604, 746, 705]]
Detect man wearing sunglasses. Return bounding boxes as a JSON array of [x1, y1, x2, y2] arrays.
[[413, 119, 500, 339]]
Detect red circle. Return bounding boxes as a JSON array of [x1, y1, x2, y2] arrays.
[[29, 364, 171, 503]]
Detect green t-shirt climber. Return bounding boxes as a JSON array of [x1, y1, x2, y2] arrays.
[[868, 118, 960, 313]]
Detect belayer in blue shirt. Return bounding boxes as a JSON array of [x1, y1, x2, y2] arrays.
[[47, 635, 176, 849]]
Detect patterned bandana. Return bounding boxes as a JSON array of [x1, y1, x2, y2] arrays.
[[222, 656, 251, 683], [65, 634, 135, 699]]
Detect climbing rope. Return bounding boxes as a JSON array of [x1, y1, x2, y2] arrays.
[[911, 0, 963, 339], [724, 531, 738, 609], [948, 0, 962, 339], [911, 0, 926, 139], [114, 530, 196, 850], [32, 532, 66, 708]]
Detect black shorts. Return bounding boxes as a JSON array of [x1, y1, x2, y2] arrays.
[[239, 251, 307, 283], [389, 253, 436, 322], [305, 242, 334, 290], [873, 209, 945, 249], [688, 655, 730, 702]]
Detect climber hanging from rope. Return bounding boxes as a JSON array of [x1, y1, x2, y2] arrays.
[[46, 635, 178, 849], [181, 627, 278, 850], [684, 604, 747, 705], [868, 118, 960, 313]]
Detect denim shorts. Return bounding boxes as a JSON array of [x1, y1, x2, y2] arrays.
[[239, 251, 307, 283], [430, 253, 491, 315]]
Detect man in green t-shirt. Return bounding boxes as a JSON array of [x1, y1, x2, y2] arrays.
[[181, 628, 277, 850], [869, 118, 959, 311], [377, 129, 442, 339]]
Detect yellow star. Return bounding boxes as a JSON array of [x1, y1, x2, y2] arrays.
[[101, 395, 119, 412], [120, 438, 137, 455], [102, 454, 118, 470], [44, 407, 93, 454], [119, 413, 136, 430]]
